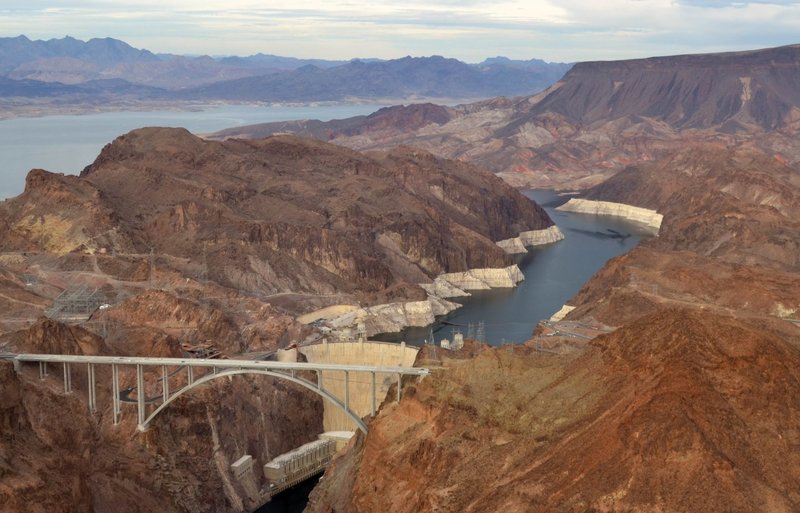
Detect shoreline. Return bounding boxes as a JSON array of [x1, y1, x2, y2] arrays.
[[555, 198, 663, 234], [0, 95, 482, 122], [319, 225, 566, 339]]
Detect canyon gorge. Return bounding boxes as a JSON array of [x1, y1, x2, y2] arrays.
[[3, 42, 800, 513]]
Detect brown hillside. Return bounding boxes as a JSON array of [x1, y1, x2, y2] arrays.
[[530, 44, 800, 130], [308, 308, 800, 513], [560, 146, 800, 326], [75, 128, 549, 300]]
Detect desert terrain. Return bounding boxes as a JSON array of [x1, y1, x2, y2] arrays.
[[2, 43, 800, 513]]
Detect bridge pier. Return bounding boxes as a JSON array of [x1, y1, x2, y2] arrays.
[[63, 362, 71, 394], [136, 364, 145, 430], [112, 364, 121, 425], [161, 364, 169, 403], [371, 371, 376, 417], [87, 363, 96, 412], [344, 370, 350, 412], [396, 373, 401, 402]]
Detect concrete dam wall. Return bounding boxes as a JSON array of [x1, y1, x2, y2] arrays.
[[301, 340, 419, 431]]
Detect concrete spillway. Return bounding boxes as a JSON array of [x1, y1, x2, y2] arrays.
[[301, 340, 419, 431]]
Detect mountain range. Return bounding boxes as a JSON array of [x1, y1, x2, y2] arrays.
[[0, 35, 571, 105]]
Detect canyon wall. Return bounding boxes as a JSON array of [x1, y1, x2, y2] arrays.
[[307, 309, 800, 513], [555, 198, 663, 233]]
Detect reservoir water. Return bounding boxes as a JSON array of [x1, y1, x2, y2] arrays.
[[383, 189, 652, 346], [256, 476, 319, 513], [0, 103, 384, 199]]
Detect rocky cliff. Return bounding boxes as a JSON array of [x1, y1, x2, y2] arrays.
[[529, 44, 800, 130], [307, 309, 800, 513], [72, 128, 550, 301], [564, 145, 800, 325]]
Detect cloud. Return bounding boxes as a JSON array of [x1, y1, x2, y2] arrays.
[[675, 0, 800, 6], [1, 0, 799, 61]]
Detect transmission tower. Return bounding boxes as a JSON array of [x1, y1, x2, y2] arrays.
[[149, 246, 155, 289], [200, 243, 209, 311], [476, 321, 485, 344]]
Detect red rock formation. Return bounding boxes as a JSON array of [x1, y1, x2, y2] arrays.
[[76, 128, 549, 296], [564, 146, 800, 325], [308, 309, 800, 513]]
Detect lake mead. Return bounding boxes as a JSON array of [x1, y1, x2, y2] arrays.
[[0, 104, 384, 199]]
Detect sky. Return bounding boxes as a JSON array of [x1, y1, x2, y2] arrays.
[[2, 0, 800, 62]]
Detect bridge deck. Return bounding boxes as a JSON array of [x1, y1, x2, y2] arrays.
[[2, 353, 430, 376], [1, 352, 430, 434]]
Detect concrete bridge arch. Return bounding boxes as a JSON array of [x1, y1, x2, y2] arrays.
[[2, 353, 428, 435], [141, 368, 368, 433]]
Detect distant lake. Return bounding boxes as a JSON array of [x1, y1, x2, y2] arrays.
[[0, 104, 384, 199]]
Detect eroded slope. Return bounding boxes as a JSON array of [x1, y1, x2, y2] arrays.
[[308, 309, 800, 513]]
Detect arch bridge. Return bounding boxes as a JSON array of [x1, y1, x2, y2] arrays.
[[0, 353, 429, 433]]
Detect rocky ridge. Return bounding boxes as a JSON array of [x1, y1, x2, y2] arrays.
[[0, 128, 552, 320], [561, 146, 800, 327], [210, 44, 800, 189]]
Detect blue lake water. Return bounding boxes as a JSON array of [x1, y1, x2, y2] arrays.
[[380, 189, 652, 345], [0, 104, 383, 199]]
